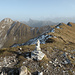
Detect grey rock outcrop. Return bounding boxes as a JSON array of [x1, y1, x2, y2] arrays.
[[19, 66, 31, 75], [38, 71, 43, 75], [0, 71, 7, 75], [2, 18, 13, 24], [0, 54, 18, 72]]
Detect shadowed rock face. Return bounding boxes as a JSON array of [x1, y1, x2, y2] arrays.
[[46, 38, 55, 43]]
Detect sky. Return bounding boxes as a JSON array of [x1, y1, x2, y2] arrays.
[[0, 0, 75, 22]]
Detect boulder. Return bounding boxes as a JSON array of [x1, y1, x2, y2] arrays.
[[19, 66, 31, 75], [38, 71, 43, 75]]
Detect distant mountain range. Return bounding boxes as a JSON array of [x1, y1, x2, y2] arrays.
[[20, 19, 58, 27]]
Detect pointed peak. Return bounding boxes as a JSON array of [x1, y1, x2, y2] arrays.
[[1, 18, 13, 24], [2, 18, 13, 22]]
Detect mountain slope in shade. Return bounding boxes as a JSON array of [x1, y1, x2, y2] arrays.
[[0, 18, 52, 48]]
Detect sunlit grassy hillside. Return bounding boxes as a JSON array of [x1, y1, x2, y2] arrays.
[[48, 22, 75, 44]]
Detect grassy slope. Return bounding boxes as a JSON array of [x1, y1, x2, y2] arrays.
[[48, 22, 75, 44]]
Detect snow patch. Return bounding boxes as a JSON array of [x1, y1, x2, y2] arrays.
[[51, 28, 55, 33], [25, 34, 52, 45], [56, 26, 60, 29], [54, 36, 57, 38], [56, 26, 62, 29]]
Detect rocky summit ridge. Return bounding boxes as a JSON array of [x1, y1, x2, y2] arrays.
[[2, 18, 13, 23], [0, 18, 75, 75], [12, 21, 75, 47]]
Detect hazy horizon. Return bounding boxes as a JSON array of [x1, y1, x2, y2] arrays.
[[0, 17, 75, 24], [0, 0, 75, 23]]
